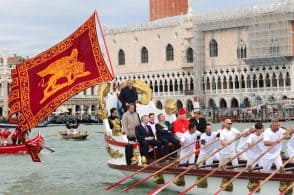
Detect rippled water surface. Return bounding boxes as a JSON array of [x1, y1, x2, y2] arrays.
[[0, 122, 292, 195]]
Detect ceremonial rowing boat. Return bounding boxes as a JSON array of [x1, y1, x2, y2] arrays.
[[98, 81, 294, 195], [0, 132, 44, 155]]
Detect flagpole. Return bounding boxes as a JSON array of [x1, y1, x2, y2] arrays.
[[94, 10, 115, 79]]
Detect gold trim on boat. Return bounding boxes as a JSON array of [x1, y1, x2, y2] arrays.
[[153, 173, 165, 184], [105, 144, 123, 159]]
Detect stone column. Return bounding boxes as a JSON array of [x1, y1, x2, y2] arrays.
[[2, 48, 9, 119], [72, 105, 76, 118], [291, 63, 294, 93], [80, 104, 84, 120]]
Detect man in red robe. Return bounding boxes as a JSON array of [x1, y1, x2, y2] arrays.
[[172, 108, 190, 139]]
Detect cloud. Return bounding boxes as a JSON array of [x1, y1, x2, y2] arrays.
[[0, 0, 271, 57]]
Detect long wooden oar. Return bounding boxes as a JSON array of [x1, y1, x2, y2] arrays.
[[180, 138, 263, 195], [147, 132, 245, 195], [122, 138, 220, 192], [280, 182, 294, 195], [105, 139, 197, 190], [249, 156, 294, 195], [214, 135, 287, 195], [43, 146, 55, 152]]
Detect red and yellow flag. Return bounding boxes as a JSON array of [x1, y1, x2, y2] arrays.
[[8, 13, 113, 132]]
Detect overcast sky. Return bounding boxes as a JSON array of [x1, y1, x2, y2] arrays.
[[0, 0, 272, 57]]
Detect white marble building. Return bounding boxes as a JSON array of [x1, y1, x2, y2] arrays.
[[104, 0, 294, 114]]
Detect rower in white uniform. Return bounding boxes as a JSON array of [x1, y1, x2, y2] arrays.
[[219, 119, 240, 167], [262, 119, 289, 172], [246, 122, 265, 168], [179, 123, 201, 166], [197, 123, 220, 166]]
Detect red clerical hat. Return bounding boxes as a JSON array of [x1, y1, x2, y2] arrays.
[[178, 108, 186, 115]]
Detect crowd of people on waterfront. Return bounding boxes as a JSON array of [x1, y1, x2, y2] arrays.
[[107, 79, 294, 172]]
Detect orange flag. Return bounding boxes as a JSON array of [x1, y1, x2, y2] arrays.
[[8, 13, 113, 132]]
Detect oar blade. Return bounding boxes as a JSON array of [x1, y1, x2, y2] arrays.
[[179, 183, 197, 195], [105, 176, 130, 190], [122, 174, 153, 192], [148, 177, 175, 195]]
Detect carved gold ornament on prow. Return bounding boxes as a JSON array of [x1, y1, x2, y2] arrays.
[[165, 99, 177, 115], [118, 79, 152, 105], [97, 82, 111, 119]]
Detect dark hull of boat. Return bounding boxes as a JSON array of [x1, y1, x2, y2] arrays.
[[108, 163, 294, 182], [0, 132, 44, 154]]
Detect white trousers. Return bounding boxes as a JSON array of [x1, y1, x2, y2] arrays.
[[262, 155, 282, 172], [197, 151, 214, 166], [180, 153, 195, 165], [219, 153, 238, 167], [247, 155, 263, 168]]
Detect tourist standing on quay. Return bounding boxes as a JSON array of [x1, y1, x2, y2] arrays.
[[119, 79, 138, 112], [189, 110, 207, 133]]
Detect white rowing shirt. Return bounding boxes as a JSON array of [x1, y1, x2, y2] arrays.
[[180, 130, 201, 154], [246, 133, 264, 160], [219, 127, 240, 155], [200, 132, 219, 154], [263, 128, 286, 159], [237, 128, 251, 152]]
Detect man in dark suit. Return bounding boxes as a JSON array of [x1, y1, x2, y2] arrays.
[[189, 110, 207, 133], [135, 115, 161, 161], [119, 79, 138, 112], [156, 113, 180, 155]]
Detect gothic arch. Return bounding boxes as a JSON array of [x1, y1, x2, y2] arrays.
[[156, 100, 163, 109], [219, 98, 227, 108], [176, 100, 183, 111], [231, 98, 239, 108], [186, 99, 194, 113]]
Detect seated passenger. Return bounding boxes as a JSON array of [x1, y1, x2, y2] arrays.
[[122, 103, 140, 142], [156, 113, 180, 155], [173, 108, 189, 139], [148, 113, 157, 140], [108, 108, 122, 129], [135, 115, 161, 162]]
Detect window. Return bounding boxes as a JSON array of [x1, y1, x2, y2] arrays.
[[269, 39, 279, 56], [237, 41, 247, 59], [186, 47, 193, 63], [118, 49, 125, 65], [209, 39, 218, 57], [141, 47, 148, 63], [166, 44, 174, 61]]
